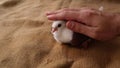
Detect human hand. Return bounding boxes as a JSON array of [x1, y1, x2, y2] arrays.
[[46, 8, 119, 41]]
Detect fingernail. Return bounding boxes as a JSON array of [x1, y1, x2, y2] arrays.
[[67, 21, 75, 29], [47, 15, 55, 20]]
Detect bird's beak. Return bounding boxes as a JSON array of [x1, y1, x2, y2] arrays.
[[52, 27, 58, 33]]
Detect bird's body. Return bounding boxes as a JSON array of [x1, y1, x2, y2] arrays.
[[51, 20, 91, 47], [53, 27, 73, 43], [52, 21, 73, 43]]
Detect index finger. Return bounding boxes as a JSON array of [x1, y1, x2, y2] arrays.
[[47, 10, 80, 21], [46, 8, 80, 16]]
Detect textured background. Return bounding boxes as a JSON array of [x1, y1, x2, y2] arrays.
[[0, 0, 120, 68]]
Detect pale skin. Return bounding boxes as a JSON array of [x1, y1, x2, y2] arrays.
[[46, 8, 120, 41]]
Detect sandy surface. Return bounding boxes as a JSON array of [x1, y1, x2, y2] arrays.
[[0, 0, 120, 68]]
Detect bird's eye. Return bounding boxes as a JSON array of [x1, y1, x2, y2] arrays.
[[58, 24, 61, 27]]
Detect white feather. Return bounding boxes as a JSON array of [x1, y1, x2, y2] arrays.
[[52, 21, 73, 43]]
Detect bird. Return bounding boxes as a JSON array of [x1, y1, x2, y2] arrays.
[[51, 20, 92, 48]]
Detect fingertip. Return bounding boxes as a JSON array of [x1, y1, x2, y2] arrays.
[[46, 11, 59, 16], [66, 21, 70, 27], [66, 21, 75, 29], [46, 15, 54, 20], [47, 15, 52, 18], [66, 21, 71, 28], [45, 12, 52, 15]]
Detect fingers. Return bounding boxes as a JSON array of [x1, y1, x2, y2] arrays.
[[46, 10, 62, 15], [46, 8, 100, 26], [47, 11, 80, 20], [66, 21, 97, 39], [46, 8, 81, 20], [46, 8, 80, 15], [46, 7, 95, 15]]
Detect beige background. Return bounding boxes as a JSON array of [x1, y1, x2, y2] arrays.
[[0, 0, 120, 68]]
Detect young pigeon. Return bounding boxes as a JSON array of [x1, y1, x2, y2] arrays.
[[51, 20, 92, 48]]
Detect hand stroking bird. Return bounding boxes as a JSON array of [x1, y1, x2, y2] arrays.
[[51, 21, 93, 48]]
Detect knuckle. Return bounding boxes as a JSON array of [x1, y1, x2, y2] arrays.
[[62, 11, 68, 17], [74, 23, 85, 34], [80, 10, 92, 17]]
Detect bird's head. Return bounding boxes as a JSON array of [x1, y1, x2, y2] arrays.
[[51, 21, 66, 33]]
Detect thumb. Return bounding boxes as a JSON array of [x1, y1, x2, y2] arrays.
[[66, 21, 95, 38]]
